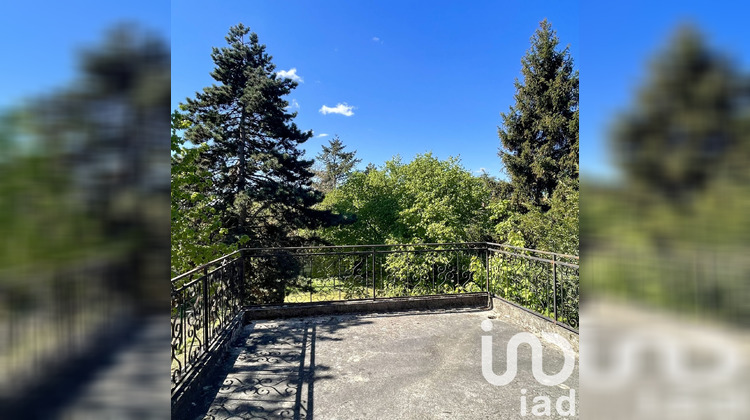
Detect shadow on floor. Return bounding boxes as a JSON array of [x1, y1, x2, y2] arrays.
[[200, 315, 374, 420]]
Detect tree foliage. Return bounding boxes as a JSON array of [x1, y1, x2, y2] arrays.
[[171, 111, 233, 276], [587, 24, 750, 324], [498, 19, 579, 211], [320, 154, 492, 245], [181, 24, 334, 250], [314, 135, 361, 192], [611, 25, 749, 206]]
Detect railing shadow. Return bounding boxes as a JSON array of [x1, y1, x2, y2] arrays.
[[203, 315, 373, 420]]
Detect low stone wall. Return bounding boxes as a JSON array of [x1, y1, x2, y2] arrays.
[[489, 295, 579, 354], [243, 293, 490, 322]]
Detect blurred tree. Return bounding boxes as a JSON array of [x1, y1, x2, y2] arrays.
[[15, 24, 171, 310], [314, 135, 361, 192], [587, 24, 750, 325], [611, 25, 747, 206], [498, 19, 579, 211], [181, 24, 336, 249], [0, 109, 95, 267]]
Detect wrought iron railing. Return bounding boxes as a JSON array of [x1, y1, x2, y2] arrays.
[[243, 243, 489, 303], [170, 253, 244, 390], [485, 243, 579, 329], [170, 242, 579, 391]]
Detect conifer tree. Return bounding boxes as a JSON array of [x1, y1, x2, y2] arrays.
[[498, 19, 579, 211], [182, 24, 332, 248], [315, 135, 361, 192]]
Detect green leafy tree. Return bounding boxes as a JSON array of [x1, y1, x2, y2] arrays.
[[318, 154, 493, 296], [171, 111, 234, 276], [391, 155, 491, 243], [181, 24, 334, 250], [321, 154, 491, 245], [498, 19, 579, 211], [319, 166, 401, 245], [314, 135, 361, 192]]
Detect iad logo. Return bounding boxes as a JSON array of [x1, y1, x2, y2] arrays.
[[480, 319, 575, 386], [481, 319, 577, 417]]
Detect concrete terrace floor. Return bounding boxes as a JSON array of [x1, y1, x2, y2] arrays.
[[198, 308, 579, 420]]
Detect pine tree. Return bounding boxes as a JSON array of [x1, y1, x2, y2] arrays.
[[182, 24, 332, 248], [315, 135, 361, 192], [498, 19, 579, 211]]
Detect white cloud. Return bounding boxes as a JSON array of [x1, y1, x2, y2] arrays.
[[319, 103, 355, 117], [372, 36, 383, 44], [317, 133, 329, 138], [277, 68, 303, 83], [285, 99, 300, 110], [474, 167, 488, 174]]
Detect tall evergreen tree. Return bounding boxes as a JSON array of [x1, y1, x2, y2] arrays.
[[498, 19, 579, 211], [182, 24, 332, 248], [314, 135, 361, 192]]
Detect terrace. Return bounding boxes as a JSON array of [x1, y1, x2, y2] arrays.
[[171, 243, 579, 419]]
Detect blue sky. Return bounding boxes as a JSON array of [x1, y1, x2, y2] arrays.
[[580, 0, 750, 180], [6, 2, 745, 182], [172, 1, 579, 179], [0, 1, 169, 110]]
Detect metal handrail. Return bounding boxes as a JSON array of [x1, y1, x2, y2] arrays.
[[485, 242, 579, 260], [170, 241, 579, 392], [171, 250, 242, 283], [171, 242, 578, 283], [487, 247, 579, 268]]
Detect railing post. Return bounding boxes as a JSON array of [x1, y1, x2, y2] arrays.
[[552, 254, 558, 323], [485, 247, 490, 303], [181, 288, 186, 377], [239, 250, 245, 308], [309, 257, 313, 303], [203, 266, 209, 352], [372, 247, 376, 300], [455, 251, 459, 292]]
